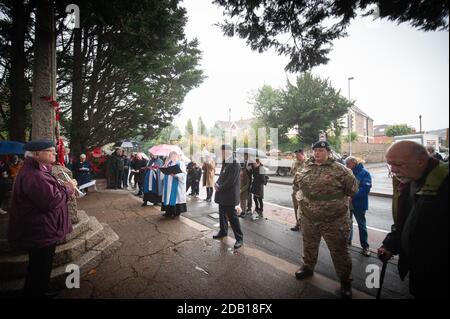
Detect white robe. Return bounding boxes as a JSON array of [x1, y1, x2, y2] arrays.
[[161, 160, 187, 206]]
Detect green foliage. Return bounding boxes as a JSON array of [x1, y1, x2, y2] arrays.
[[214, 0, 449, 72], [252, 73, 352, 148], [343, 132, 358, 142], [385, 124, 413, 137], [185, 119, 194, 136], [150, 124, 182, 145], [278, 136, 301, 152], [197, 116, 207, 135], [0, 0, 204, 148], [327, 135, 342, 153]]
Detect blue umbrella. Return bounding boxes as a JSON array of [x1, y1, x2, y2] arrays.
[[0, 141, 25, 155]]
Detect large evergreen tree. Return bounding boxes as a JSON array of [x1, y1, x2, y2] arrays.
[[214, 0, 449, 72], [0, 0, 204, 155], [252, 73, 351, 147]]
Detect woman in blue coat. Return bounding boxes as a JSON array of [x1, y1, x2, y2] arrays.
[[345, 156, 372, 256]]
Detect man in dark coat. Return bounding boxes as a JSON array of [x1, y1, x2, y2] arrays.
[[115, 149, 125, 189], [378, 141, 449, 299], [8, 139, 76, 298], [186, 161, 194, 195], [105, 153, 118, 189], [191, 162, 202, 196], [131, 152, 148, 196], [213, 144, 243, 249]]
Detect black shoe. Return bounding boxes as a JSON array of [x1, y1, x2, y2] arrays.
[[238, 212, 246, 218], [340, 282, 352, 299], [141, 202, 147, 207], [291, 225, 300, 231], [44, 290, 60, 299], [234, 241, 243, 249], [295, 268, 314, 280], [213, 233, 227, 239], [135, 192, 142, 196]]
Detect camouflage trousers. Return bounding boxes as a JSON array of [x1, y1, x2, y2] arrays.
[[291, 192, 300, 227], [300, 213, 352, 283]]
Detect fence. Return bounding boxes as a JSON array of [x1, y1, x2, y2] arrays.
[[341, 142, 391, 163]]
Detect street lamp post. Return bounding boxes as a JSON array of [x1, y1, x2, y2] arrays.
[[348, 77, 354, 156], [419, 115, 422, 133]]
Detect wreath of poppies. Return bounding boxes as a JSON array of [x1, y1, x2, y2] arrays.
[[40, 96, 61, 121]]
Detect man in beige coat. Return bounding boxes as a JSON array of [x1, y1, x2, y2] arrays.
[[202, 156, 216, 202]]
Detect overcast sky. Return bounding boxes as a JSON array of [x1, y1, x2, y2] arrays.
[[174, 0, 449, 133]]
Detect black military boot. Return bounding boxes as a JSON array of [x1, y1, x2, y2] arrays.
[[295, 268, 314, 280], [340, 281, 352, 299]]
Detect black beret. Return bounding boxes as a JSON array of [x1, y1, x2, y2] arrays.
[[294, 149, 304, 154], [24, 139, 55, 151], [312, 141, 330, 150], [220, 144, 233, 151]]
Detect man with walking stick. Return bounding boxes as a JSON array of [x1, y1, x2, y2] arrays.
[[377, 141, 449, 299]]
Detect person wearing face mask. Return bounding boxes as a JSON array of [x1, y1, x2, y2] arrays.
[[378, 140, 449, 299]]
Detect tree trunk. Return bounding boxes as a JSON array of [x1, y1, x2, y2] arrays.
[[9, 0, 27, 142], [69, 26, 84, 156], [31, 0, 56, 141]]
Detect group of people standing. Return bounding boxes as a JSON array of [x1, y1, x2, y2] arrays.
[[138, 151, 187, 218], [185, 156, 216, 201], [0, 155, 24, 213], [238, 156, 269, 220], [290, 140, 448, 299], [289, 142, 377, 298]]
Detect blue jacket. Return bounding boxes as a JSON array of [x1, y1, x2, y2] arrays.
[[351, 163, 372, 211]]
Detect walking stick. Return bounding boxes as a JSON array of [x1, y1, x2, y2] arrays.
[[376, 260, 388, 299]]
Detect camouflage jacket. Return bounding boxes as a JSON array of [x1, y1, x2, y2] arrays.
[[294, 157, 358, 221], [291, 160, 305, 191]]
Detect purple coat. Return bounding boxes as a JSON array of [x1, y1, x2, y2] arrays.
[[8, 157, 73, 249]]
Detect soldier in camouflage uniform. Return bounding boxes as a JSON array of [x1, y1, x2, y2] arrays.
[[290, 149, 306, 231], [293, 141, 358, 298]]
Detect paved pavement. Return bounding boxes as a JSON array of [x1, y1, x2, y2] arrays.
[[55, 182, 410, 300]]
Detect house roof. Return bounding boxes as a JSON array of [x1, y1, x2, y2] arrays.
[[351, 105, 373, 120]]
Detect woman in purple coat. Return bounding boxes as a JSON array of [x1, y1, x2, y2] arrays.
[[8, 139, 77, 298]]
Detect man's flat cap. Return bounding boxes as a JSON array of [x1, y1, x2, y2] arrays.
[[294, 149, 304, 154], [24, 139, 55, 151], [312, 141, 330, 150]]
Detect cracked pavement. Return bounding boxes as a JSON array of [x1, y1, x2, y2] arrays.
[[56, 191, 363, 299]]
